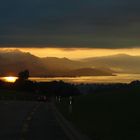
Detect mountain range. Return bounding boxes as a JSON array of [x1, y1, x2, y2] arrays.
[[82, 54, 140, 73], [0, 50, 139, 77], [0, 50, 114, 77]]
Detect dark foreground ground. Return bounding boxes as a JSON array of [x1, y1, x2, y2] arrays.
[[57, 87, 140, 140], [0, 101, 68, 140]]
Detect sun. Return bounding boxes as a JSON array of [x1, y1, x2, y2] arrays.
[[3, 76, 18, 83]]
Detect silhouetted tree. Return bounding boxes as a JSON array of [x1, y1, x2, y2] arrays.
[[18, 70, 29, 80]]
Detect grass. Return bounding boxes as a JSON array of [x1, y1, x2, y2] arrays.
[[0, 90, 19, 99], [56, 87, 140, 140], [0, 89, 37, 100]]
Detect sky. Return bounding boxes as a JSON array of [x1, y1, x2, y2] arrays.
[[0, 0, 140, 49], [1, 48, 140, 59]]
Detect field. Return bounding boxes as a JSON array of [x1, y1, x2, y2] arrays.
[[57, 87, 140, 140], [0, 90, 37, 101]]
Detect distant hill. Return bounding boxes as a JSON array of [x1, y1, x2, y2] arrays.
[[82, 54, 140, 73], [0, 50, 48, 76], [0, 50, 114, 77], [41, 57, 87, 71]]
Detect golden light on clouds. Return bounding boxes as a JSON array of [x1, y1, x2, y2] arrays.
[[1, 47, 140, 59]]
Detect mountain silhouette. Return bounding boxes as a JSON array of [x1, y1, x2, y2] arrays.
[[83, 54, 140, 73], [0, 50, 114, 77]]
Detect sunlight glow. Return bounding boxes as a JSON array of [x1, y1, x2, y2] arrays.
[[3, 76, 18, 83]]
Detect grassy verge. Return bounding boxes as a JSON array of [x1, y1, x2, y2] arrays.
[[0, 90, 19, 99], [0, 90, 37, 100], [56, 88, 140, 140]]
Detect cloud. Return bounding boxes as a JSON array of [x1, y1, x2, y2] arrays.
[[0, 0, 140, 48]]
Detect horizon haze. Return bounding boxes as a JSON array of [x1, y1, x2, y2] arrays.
[[0, 49, 140, 78]]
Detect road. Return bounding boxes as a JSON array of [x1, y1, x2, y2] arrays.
[[0, 101, 69, 140]]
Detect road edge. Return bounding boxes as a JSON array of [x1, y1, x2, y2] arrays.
[[50, 102, 91, 140]]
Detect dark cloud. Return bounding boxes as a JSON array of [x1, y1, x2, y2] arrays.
[[0, 0, 140, 48]]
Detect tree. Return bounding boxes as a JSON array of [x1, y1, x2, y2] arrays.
[[18, 70, 29, 80]]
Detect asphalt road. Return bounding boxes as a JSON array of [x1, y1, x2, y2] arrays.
[[0, 101, 69, 140]]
